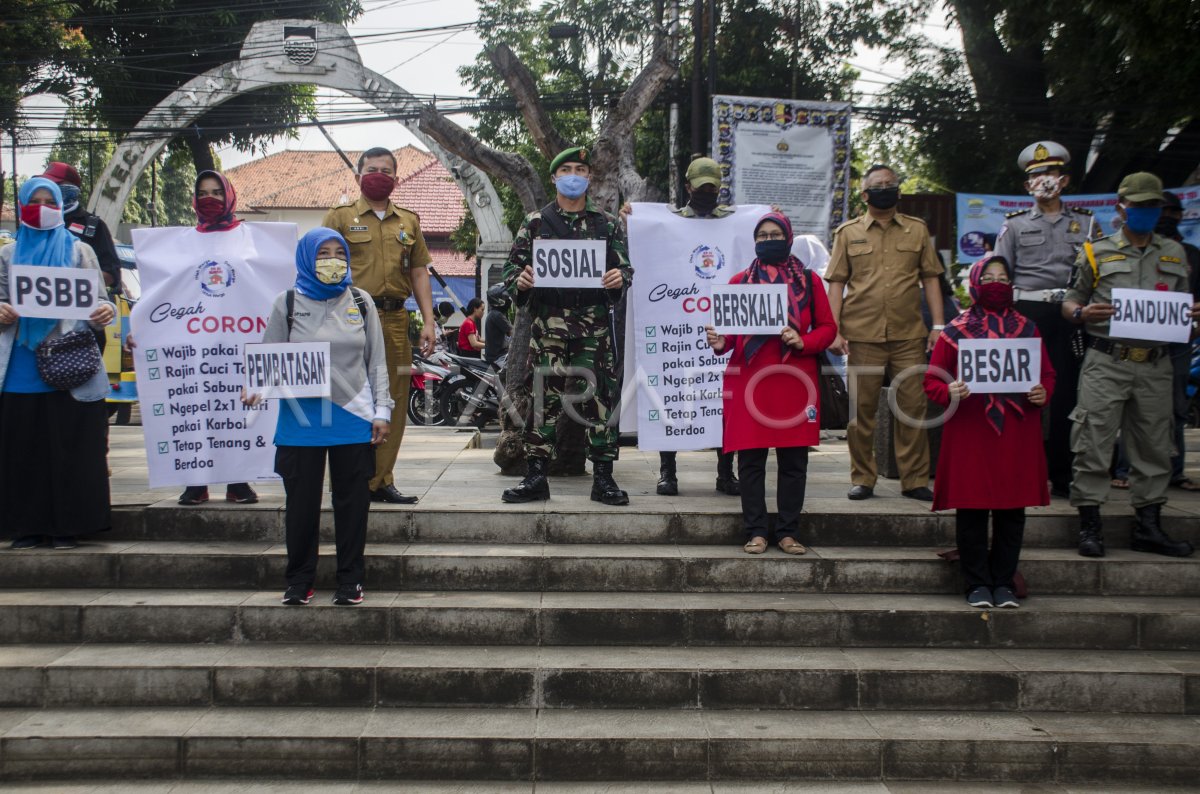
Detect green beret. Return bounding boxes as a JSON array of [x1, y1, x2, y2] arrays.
[[550, 146, 590, 173]]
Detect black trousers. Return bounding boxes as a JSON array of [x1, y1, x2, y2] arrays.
[[1014, 300, 1078, 489], [659, 449, 736, 473], [275, 443, 374, 587], [955, 508, 1025, 592], [738, 447, 809, 541]]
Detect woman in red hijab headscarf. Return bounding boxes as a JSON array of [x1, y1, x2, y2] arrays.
[[924, 254, 1055, 609], [705, 211, 837, 555]]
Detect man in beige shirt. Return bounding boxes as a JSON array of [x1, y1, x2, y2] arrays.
[[825, 164, 945, 501]]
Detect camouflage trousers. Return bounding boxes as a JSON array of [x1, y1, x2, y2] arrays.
[[525, 327, 619, 463]]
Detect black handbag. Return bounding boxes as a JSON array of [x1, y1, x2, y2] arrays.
[[36, 328, 103, 390], [805, 271, 850, 430]]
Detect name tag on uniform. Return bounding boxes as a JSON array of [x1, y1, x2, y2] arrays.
[[349, 225, 369, 233], [1109, 288, 1192, 344]]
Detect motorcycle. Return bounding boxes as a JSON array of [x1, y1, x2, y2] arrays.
[[439, 353, 507, 430], [406, 352, 451, 426]]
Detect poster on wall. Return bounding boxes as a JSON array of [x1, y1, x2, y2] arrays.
[[711, 95, 851, 246]]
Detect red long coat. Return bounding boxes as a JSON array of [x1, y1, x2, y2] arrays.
[[720, 272, 838, 452], [923, 334, 1056, 511]]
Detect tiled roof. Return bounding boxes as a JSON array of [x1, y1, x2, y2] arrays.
[[427, 245, 476, 277], [393, 160, 468, 235]]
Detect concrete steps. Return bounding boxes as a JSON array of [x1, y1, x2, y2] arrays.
[[3, 543, 1198, 596], [0, 707, 1198, 783]]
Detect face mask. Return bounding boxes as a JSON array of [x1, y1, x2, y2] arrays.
[[1027, 174, 1064, 201], [689, 189, 719, 215], [865, 187, 900, 210], [195, 196, 226, 221], [755, 239, 790, 264], [555, 174, 589, 200], [976, 282, 1013, 311], [1155, 215, 1181, 239], [19, 203, 64, 230], [1123, 206, 1162, 235], [315, 257, 348, 284], [359, 172, 396, 201], [59, 184, 81, 214]]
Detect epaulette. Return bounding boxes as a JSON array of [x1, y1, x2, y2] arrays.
[[898, 212, 928, 225], [1070, 207, 1093, 216], [1005, 209, 1030, 219], [834, 217, 860, 232], [394, 206, 421, 222]]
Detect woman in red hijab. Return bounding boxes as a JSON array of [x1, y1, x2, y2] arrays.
[[705, 211, 837, 555], [924, 254, 1055, 609]]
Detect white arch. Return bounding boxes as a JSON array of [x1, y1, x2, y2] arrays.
[[89, 19, 511, 259]]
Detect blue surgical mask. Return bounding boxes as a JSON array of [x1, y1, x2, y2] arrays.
[[1124, 206, 1162, 235], [555, 174, 589, 199], [59, 184, 81, 214]]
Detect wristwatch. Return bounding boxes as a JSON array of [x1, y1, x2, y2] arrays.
[[931, 324, 945, 331], [1072, 306, 1084, 322]]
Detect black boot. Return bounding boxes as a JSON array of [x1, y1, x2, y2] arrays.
[[591, 460, 629, 506], [656, 461, 678, 496], [502, 456, 550, 503], [715, 451, 740, 496], [1131, 504, 1194, 557], [1077, 505, 1105, 558]]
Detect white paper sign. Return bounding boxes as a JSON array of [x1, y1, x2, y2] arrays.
[[958, 338, 1041, 394], [1108, 288, 1193, 344], [130, 222, 296, 488], [10, 265, 103, 319], [244, 342, 331, 399], [710, 284, 789, 335], [532, 239, 606, 289]]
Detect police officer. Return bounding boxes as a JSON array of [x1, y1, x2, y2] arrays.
[[1062, 172, 1197, 559], [500, 146, 633, 505], [323, 147, 437, 505], [993, 142, 1100, 498], [41, 162, 121, 295]]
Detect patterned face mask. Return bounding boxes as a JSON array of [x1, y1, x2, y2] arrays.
[[315, 258, 348, 284], [1027, 174, 1064, 200]]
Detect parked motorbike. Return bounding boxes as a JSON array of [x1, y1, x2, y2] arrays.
[[439, 353, 507, 430], [407, 353, 451, 426]]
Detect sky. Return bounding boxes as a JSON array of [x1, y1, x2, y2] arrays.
[[11, 0, 959, 178]]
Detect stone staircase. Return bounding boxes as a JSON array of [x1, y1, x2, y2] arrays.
[[0, 502, 1198, 786]]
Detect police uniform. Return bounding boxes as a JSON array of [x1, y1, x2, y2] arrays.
[[322, 197, 431, 497], [500, 147, 633, 505], [1066, 172, 1194, 558], [993, 141, 1100, 494]]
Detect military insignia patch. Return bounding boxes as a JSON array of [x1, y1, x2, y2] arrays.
[[1068, 220, 1081, 234], [1099, 255, 1127, 263], [1161, 256, 1183, 264], [1034, 143, 1049, 161]]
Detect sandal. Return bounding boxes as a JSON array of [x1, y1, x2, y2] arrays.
[[743, 537, 768, 554], [1111, 478, 1130, 490], [1171, 477, 1200, 491], [778, 537, 808, 555]]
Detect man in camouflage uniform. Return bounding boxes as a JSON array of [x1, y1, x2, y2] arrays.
[[1062, 172, 1196, 559], [501, 146, 634, 505]]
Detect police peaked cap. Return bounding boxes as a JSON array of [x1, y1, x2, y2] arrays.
[[1017, 141, 1070, 174]]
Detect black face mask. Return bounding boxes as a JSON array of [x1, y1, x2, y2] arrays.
[[755, 239, 790, 264], [688, 189, 719, 215], [1156, 216, 1181, 239], [865, 186, 900, 210]]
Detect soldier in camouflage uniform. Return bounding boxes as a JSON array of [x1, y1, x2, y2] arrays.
[[500, 146, 634, 506]]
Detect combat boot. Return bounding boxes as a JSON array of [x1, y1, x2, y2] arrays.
[[1131, 504, 1194, 557], [715, 451, 741, 496], [591, 460, 630, 506], [502, 456, 550, 503], [656, 460, 678, 496], [1077, 505, 1105, 558]]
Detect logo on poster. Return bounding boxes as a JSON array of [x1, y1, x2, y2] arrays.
[[195, 261, 236, 298], [691, 245, 725, 280]]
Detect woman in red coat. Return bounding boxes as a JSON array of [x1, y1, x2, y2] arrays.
[[705, 212, 837, 555], [923, 254, 1055, 609]]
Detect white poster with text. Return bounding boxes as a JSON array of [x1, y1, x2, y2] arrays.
[[532, 239, 607, 289], [10, 265, 104, 320], [1108, 288, 1193, 344], [130, 222, 296, 488], [710, 284, 789, 335], [958, 338, 1041, 394]]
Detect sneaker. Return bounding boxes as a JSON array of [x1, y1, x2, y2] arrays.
[[9, 535, 46, 550], [178, 486, 209, 506], [332, 583, 364, 605], [282, 584, 314, 605], [966, 586, 994, 608], [226, 483, 258, 504], [51, 536, 78, 550], [992, 585, 1020, 608]]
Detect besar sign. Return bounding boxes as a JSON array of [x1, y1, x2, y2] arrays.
[[531, 239, 607, 289], [243, 342, 331, 399], [710, 284, 789, 335], [1108, 288, 1193, 344], [10, 264, 103, 320], [957, 338, 1041, 394]]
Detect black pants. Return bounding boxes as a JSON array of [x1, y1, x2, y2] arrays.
[[1014, 300, 1078, 489], [955, 508, 1025, 592], [738, 447, 809, 541], [275, 443, 374, 587], [659, 449, 736, 473]]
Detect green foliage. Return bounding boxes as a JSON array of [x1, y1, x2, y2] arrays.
[[450, 200, 479, 258], [0, 1, 89, 131]]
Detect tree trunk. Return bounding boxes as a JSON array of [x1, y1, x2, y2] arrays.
[[185, 135, 216, 174]]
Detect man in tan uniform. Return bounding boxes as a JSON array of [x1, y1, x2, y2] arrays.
[[825, 164, 945, 501], [323, 147, 436, 503]]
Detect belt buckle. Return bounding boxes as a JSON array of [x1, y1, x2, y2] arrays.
[[1128, 347, 1149, 363]]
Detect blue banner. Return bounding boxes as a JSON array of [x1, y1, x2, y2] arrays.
[[405, 276, 476, 312]]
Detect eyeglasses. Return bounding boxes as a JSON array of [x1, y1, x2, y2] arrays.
[[754, 232, 787, 241]]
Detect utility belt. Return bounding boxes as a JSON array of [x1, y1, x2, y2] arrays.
[[535, 288, 608, 310], [1088, 336, 1166, 363], [1013, 287, 1068, 303], [373, 296, 409, 312]]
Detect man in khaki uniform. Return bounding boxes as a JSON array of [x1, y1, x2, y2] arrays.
[[323, 147, 436, 504], [825, 164, 945, 501], [1062, 172, 1196, 558]]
